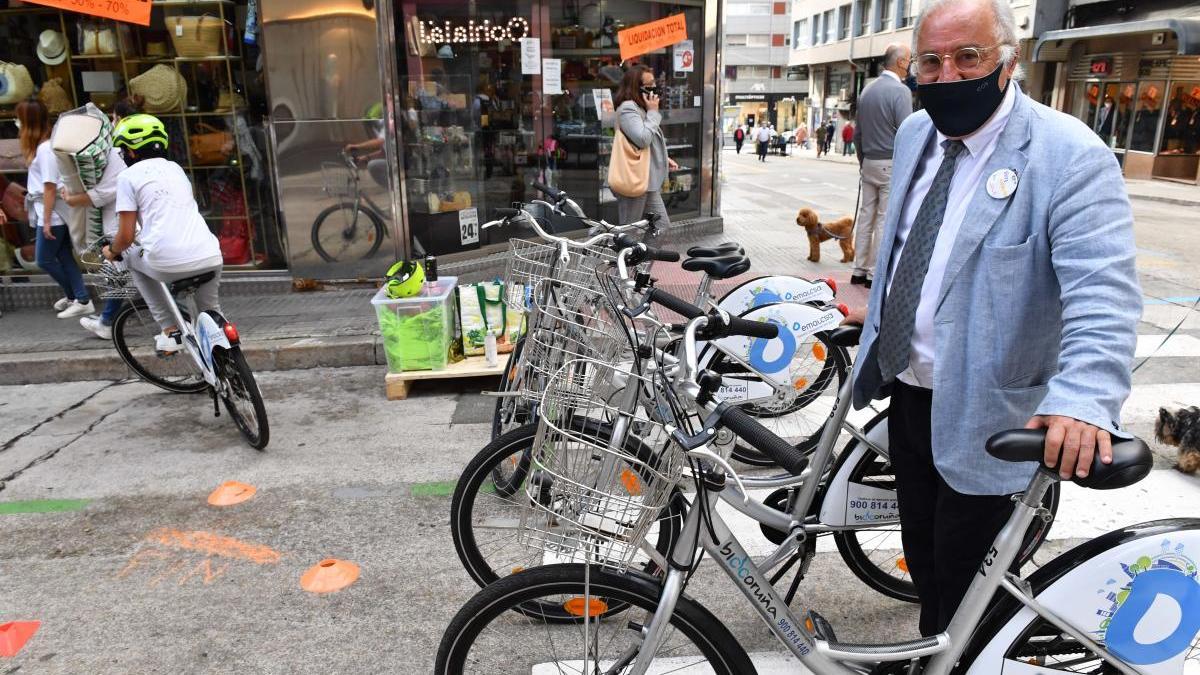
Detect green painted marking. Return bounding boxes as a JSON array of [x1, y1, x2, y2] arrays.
[[409, 481, 495, 497], [0, 499, 90, 515]]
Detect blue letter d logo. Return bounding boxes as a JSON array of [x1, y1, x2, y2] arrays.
[[747, 320, 793, 374], [1105, 568, 1200, 665]]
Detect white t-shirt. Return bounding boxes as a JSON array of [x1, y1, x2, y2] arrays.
[[27, 140, 66, 228], [115, 158, 222, 273]]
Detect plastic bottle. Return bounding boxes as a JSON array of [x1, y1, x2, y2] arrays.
[[484, 330, 498, 366]]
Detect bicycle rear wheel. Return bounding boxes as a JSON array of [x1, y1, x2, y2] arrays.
[[436, 564, 752, 675], [213, 346, 270, 449], [112, 302, 207, 394], [311, 203, 385, 262]]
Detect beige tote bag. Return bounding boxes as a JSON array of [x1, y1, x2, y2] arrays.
[[607, 126, 649, 198]]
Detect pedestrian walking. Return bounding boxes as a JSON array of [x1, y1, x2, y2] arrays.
[[755, 123, 771, 162], [851, 42, 915, 288], [844, 0, 1140, 639], [19, 99, 94, 319], [797, 123, 809, 149], [815, 123, 827, 157], [733, 125, 745, 154], [613, 65, 676, 232], [824, 119, 836, 155], [841, 121, 855, 155]]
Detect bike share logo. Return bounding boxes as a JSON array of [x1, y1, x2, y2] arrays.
[[1093, 539, 1200, 665], [719, 539, 813, 656]]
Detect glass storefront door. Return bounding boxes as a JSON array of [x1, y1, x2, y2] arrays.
[[391, 0, 707, 259]]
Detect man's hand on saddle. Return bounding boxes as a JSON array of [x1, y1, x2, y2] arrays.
[[1025, 415, 1114, 480]]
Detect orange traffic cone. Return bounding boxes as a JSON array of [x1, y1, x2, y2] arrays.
[[0, 621, 40, 658], [207, 481, 257, 507], [300, 559, 360, 594]]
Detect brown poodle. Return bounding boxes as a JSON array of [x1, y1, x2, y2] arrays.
[[796, 207, 854, 263]]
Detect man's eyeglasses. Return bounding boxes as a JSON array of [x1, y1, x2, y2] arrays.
[[914, 45, 1000, 77]]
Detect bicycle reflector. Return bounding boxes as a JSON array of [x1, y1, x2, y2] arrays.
[[223, 322, 240, 343], [824, 277, 838, 294], [837, 303, 850, 317]]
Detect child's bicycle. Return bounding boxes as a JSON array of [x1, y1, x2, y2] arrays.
[[87, 238, 270, 449]]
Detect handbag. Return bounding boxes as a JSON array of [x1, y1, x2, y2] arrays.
[[129, 64, 187, 113], [170, 15, 224, 57], [190, 122, 233, 165], [38, 77, 73, 115], [457, 282, 523, 356], [607, 125, 650, 198], [436, 191, 472, 212], [2, 180, 27, 224], [0, 62, 34, 106]]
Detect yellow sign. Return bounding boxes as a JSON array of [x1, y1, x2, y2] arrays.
[[618, 14, 688, 62], [23, 0, 152, 26]]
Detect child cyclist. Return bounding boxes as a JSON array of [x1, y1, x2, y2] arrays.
[[101, 114, 223, 354]]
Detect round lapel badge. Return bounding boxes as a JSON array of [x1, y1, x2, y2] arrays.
[[987, 169, 1019, 199]]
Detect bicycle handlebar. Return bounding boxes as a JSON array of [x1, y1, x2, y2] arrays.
[[718, 405, 810, 475], [531, 181, 565, 202]]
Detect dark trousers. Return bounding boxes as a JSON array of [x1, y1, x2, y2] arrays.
[[889, 381, 1016, 636], [735, 139, 743, 154], [757, 142, 768, 161]]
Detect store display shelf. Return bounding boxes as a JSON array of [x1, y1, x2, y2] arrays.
[[124, 56, 240, 64], [70, 54, 121, 60]]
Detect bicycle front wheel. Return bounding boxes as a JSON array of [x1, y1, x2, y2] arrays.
[[310, 203, 385, 262], [213, 346, 270, 449], [112, 302, 207, 394], [436, 564, 753, 675]]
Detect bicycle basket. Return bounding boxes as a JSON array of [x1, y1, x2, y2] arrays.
[[503, 238, 618, 310], [518, 358, 682, 572], [320, 161, 355, 199], [87, 260, 139, 300]]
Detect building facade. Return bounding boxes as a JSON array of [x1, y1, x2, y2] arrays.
[[721, 0, 809, 140], [787, 0, 1066, 149]]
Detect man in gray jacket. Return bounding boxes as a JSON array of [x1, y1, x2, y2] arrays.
[[851, 43, 913, 288]]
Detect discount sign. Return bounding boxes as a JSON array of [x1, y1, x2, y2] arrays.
[[618, 14, 687, 62], [23, 0, 152, 26]]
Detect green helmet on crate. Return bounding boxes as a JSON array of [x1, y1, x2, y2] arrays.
[[113, 114, 169, 151], [384, 259, 425, 299]]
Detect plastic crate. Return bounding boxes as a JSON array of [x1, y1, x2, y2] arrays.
[[371, 277, 457, 373]]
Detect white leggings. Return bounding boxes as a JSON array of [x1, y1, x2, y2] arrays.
[[126, 251, 222, 330]]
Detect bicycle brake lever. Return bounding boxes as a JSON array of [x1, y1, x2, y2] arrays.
[[687, 447, 749, 505]]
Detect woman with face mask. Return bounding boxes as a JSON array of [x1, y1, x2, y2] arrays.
[[613, 65, 678, 234]]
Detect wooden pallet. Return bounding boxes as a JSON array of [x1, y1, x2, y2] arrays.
[[385, 355, 505, 400]]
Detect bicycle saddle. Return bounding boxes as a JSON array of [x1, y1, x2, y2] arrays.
[[686, 242, 744, 258], [830, 325, 861, 347], [169, 271, 218, 295], [986, 429, 1153, 490], [681, 254, 750, 280]]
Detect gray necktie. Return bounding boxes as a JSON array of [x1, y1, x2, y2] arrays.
[[877, 139, 966, 383]]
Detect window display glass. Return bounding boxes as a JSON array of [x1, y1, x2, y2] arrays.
[[394, 0, 705, 258], [1129, 80, 1165, 153], [1161, 82, 1200, 155]]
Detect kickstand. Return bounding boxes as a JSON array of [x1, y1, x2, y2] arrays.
[[212, 388, 221, 418], [783, 545, 815, 606], [769, 549, 803, 586]]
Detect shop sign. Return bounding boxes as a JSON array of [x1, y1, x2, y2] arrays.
[[1138, 58, 1170, 78], [618, 13, 688, 62], [520, 37, 540, 74], [1089, 56, 1113, 76], [733, 94, 765, 101], [418, 17, 530, 45], [459, 208, 479, 246], [22, 0, 151, 26]]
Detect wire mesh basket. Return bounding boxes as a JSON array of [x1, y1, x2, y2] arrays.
[[516, 277, 629, 402], [502, 238, 618, 310], [321, 161, 355, 199], [81, 259, 139, 300], [519, 359, 683, 571]]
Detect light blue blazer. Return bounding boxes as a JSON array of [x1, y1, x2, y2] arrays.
[[850, 86, 1143, 495]]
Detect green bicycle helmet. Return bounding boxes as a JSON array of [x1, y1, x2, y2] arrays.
[[113, 113, 169, 151], [384, 259, 425, 298]]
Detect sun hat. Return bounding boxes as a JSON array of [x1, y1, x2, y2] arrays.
[[36, 30, 68, 66]]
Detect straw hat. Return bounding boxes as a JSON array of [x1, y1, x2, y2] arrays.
[[37, 77, 73, 115], [129, 64, 187, 113], [36, 30, 67, 66]]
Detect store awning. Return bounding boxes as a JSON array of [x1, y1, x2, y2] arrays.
[[1033, 18, 1200, 61]]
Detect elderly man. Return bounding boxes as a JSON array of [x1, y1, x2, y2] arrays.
[[851, 43, 913, 288], [846, 0, 1141, 636]]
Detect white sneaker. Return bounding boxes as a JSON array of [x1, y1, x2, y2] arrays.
[[57, 300, 95, 319], [53, 296, 71, 311], [155, 332, 182, 355], [80, 316, 113, 340]]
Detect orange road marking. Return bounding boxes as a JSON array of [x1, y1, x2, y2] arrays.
[[146, 528, 281, 565]]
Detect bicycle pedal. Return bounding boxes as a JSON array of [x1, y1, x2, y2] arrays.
[[803, 610, 838, 643]]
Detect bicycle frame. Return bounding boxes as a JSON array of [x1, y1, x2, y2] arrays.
[[157, 282, 230, 389]]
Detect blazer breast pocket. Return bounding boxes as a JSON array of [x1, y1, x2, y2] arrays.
[[984, 233, 1056, 384]]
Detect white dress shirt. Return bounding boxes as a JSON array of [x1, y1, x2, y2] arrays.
[[887, 83, 1018, 389], [879, 69, 902, 83]]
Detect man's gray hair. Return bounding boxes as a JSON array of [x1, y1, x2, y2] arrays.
[[883, 43, 910, 68], [912, 0, 1023, 79]]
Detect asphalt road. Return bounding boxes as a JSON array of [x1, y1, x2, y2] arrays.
[[1, 150, 1196, 673]]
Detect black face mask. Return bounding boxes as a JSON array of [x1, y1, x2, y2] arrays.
[[904, 74, 918, 91], [640, 86, 660, 97], [917, 63, 1009, 138]]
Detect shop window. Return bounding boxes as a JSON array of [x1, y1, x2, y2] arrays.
[[1162, 83, 1200, 155], [772, 34, 785, 47], [837, 5, 850, 41], [880, 0, 894, 30], [1130, 81, 1166, 153]]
